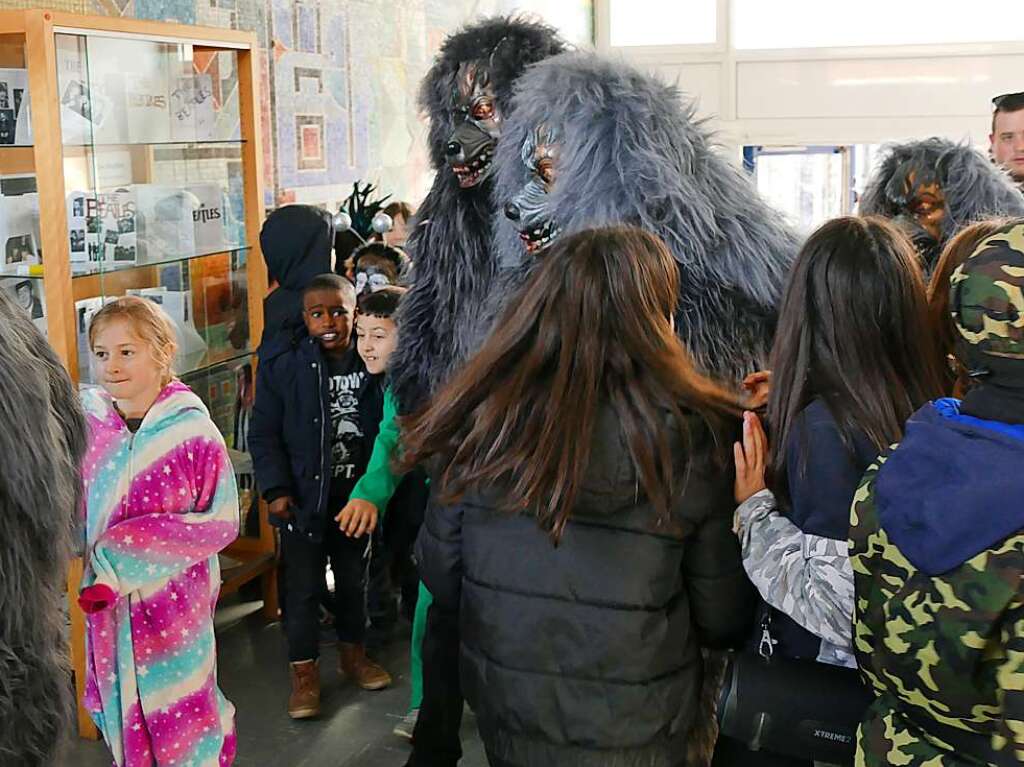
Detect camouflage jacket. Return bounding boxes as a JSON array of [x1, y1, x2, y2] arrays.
[[850, 399, 1024, 766], [735, 489, 855, 667]]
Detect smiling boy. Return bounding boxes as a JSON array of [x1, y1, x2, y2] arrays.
[[249, 273, 391, 721]]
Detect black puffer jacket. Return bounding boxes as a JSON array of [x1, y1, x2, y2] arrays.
[[417, 405, 756, 767]]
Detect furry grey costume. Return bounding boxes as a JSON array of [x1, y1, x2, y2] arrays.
[[0, 290, 87, 766], [492, 53, 800, 386], [388, 16, 566, 415], [860, 137, 1024, 273]]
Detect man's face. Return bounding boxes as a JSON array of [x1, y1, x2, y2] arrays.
[[991, 108, 1024, 182]]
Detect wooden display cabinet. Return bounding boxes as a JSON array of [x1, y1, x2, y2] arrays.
[[0, 10, 276, 740]]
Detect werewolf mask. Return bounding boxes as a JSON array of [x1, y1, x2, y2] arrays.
[[860, 137, 1024, 274], [504, 125, 559, 252], [387, 17, 565, 415], [492, 53, 801, 383], [447, 62, 501, 188]]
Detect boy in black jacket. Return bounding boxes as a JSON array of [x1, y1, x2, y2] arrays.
[[249, 273, 391, 720]]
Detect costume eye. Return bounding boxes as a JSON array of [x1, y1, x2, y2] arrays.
[[472, 100, 494, 120]]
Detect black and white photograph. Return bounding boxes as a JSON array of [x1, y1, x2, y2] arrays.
[[4, 234, 34, 266], [61, 79, 106, 126], [2, 277, 43, 320]]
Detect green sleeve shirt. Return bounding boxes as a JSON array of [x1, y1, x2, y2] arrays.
[[349, 386, 403, 514]]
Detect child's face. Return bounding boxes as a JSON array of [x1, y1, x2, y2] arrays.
[[356, 314, 397, 375], [354, 255, 397, 296], [91, 319, 165, 405], [303, 288, 355, 353]]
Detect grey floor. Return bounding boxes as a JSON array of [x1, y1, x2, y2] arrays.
[[64, 600, 490, 766]]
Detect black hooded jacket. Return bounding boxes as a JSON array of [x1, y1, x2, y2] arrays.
[[259, 205, 334, 348], [416, 405, 756, 767]]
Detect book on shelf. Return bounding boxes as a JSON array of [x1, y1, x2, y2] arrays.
[[0, 69, 32, 146], [170, 74, 216, 142], [66, 188, 137, 266], [1, 276, 46, 333], [0, 188, 40, 275]]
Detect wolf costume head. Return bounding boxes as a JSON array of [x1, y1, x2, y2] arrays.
[[492, 53, 800, 385], [0, 290, 87, 765], [860, 137, 1024, 273], [388, 16, 566, 414]]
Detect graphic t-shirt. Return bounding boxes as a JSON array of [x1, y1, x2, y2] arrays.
[[324, 348, 382, 503]]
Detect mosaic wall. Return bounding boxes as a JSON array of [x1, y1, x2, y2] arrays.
[[12, 0, 592, 209]]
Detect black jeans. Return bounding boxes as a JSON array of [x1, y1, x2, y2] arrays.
[[367, 526, 398, 630], [405, 604, 463, 767], [280, 520, 369, 662]]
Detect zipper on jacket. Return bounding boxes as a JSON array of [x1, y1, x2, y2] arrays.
[[123, 430, 136, 518], [314, 355, 327, 537]]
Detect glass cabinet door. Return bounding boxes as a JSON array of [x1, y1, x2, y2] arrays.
[[57, 32, 252, 386]]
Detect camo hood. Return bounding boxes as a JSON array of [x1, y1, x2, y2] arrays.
[[951, 221, 1024, 359]]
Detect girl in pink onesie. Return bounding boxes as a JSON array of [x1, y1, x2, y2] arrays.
[[77, 296, 239, 767]]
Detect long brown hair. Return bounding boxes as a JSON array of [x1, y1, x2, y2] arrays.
[[767, 216, 945, 505], [400, 226, 741, 542], [927, 218, 1018, 395]]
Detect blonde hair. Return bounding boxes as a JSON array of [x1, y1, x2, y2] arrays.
[[88, 296, 179, 382]]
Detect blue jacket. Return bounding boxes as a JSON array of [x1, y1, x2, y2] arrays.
[[771, 398, 877, 660], [249, 330, 381, 541]]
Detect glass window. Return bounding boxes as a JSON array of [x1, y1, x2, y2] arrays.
[[733, 0, 1022, 49], [754, 148, 846, 234], [610, 0, 716, 47]]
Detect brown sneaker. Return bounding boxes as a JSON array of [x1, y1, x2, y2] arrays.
[[338, 642, 392, 690], [288, 659, 321, 719]]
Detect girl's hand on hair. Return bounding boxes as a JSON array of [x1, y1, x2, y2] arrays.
[[742, 370, 772, 410], [335, 499, 378, 538], [733, 411, 768, 505]]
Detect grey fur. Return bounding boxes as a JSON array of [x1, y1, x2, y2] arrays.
[[0, 290, 87, 765], [860, 137, 1024, 244], [490, 53, 800, 385], [388, 16, 566, 415]]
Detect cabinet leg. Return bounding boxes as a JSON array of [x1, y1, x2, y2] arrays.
[[261, 564, 279, 621], [67, 558, 99, 740]]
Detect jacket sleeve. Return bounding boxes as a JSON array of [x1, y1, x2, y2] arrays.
[[681, 444, 757, 649], [350, 387, 404, 513], [736, 489, 855, 650], [994, 600, 1024, 762], [248, 356, 295, 499], [84, 419, 240, 599], [414, 491, 464, 612]]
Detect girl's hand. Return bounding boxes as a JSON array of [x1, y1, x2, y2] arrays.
[[733, 410, 768, 504], [335, 499, 378, 538], [742, 370, 772, 410]]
